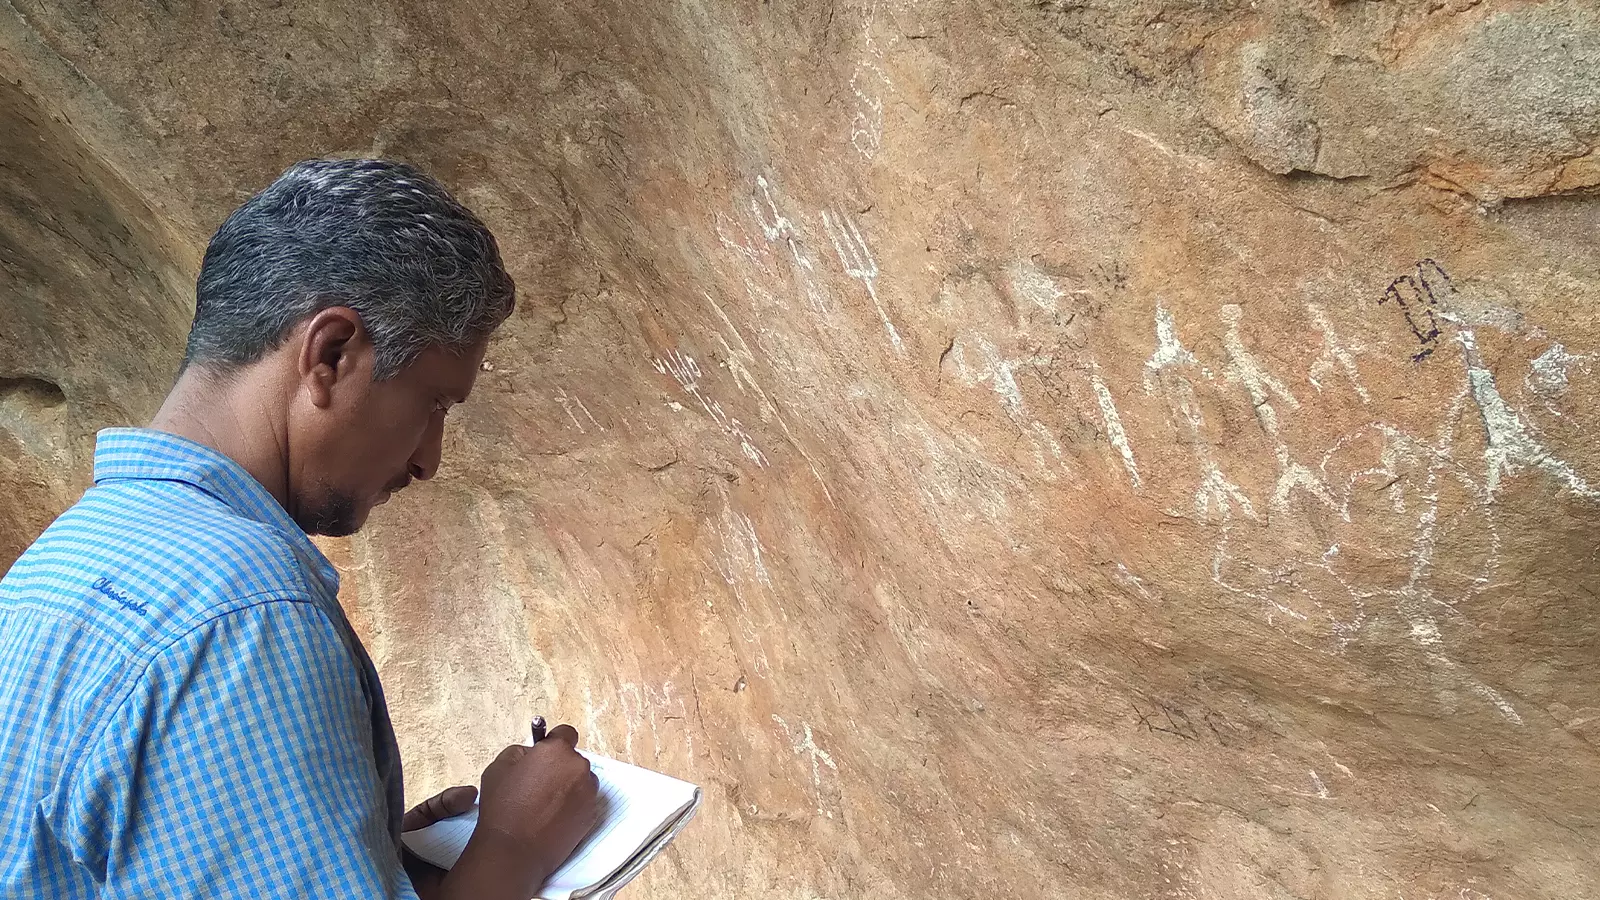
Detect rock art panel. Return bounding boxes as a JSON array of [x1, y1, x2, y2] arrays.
[[2, 1, 1598, 897]]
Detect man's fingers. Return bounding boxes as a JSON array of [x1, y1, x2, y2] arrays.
[[494, 743, 530, 764], [440, 784, 479, 815], [401, 803, 432, 832], [543, 723, 580, 747], [401, 784, 479, 832]]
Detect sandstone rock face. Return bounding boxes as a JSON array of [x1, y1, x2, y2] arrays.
[[3, 2, 1598, 896]]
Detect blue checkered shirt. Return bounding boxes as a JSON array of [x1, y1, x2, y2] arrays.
[[0, 428, 418, 898]]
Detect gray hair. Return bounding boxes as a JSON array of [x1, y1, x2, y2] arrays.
[[184, 158, 515, 379]]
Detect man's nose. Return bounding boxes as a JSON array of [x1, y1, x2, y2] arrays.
[[408, 414, 446, 482]]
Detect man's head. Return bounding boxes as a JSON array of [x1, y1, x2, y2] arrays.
[[183, 158, 515, 536]]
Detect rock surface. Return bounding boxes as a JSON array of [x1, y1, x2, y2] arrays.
[[3, 1, 1598, 896]]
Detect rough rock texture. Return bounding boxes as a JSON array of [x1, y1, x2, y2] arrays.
[[3, 1, 1598, 896]]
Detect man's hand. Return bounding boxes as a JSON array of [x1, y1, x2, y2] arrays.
[[404, 785, 480, 831], [440, 725, 601, 900], [402, 786, 479, 899]]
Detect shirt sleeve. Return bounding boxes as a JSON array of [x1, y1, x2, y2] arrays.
[[60, 598, 420, 900]]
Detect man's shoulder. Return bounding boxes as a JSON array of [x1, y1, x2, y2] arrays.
[[2, 477, 334, 643], [0, 478, 366, 878]]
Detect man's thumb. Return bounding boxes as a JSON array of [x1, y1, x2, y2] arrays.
[[440, 784, 479, 815]]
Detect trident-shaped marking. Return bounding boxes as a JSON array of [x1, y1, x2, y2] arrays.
[[822, 210, 904, 354]]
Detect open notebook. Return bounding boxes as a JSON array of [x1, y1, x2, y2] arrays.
[[402, 751, 701, 900]]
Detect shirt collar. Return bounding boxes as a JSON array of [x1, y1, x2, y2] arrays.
[[92, 427, 341, 594]]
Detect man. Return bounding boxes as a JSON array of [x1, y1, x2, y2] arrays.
[[0, 159, 599, 899]]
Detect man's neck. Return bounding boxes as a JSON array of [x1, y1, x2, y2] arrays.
[[148, 365, 293, 510]]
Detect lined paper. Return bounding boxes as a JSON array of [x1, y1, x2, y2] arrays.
[[402, 751, 700, 900], [402, 808, 479, 869]]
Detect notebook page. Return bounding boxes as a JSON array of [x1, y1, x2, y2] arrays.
[[402, 806, 479, 869], [573, 789, 702, 900], [541, 753, 698, 898]]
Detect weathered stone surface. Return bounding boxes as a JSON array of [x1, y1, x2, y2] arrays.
[[0, 72, 192, 561], [2, 1, 1597, 897]]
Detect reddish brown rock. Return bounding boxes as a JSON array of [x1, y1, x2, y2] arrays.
[[2, 1, 1597, 896]]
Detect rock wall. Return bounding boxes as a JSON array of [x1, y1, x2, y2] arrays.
[[3, 1, 1597, 896]]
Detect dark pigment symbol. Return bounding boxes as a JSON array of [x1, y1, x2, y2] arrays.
[[1380, 259, 1453, 362]]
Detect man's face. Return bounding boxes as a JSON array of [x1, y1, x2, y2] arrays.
[[293, 336, 487, 537]]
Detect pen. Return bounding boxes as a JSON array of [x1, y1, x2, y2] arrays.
[[530, 715, 547, 744]]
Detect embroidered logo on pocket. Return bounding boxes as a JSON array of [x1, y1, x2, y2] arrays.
[[91, 577, 149, 615]]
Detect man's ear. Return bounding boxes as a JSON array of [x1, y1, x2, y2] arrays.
[[297, 307, 371, 409]]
